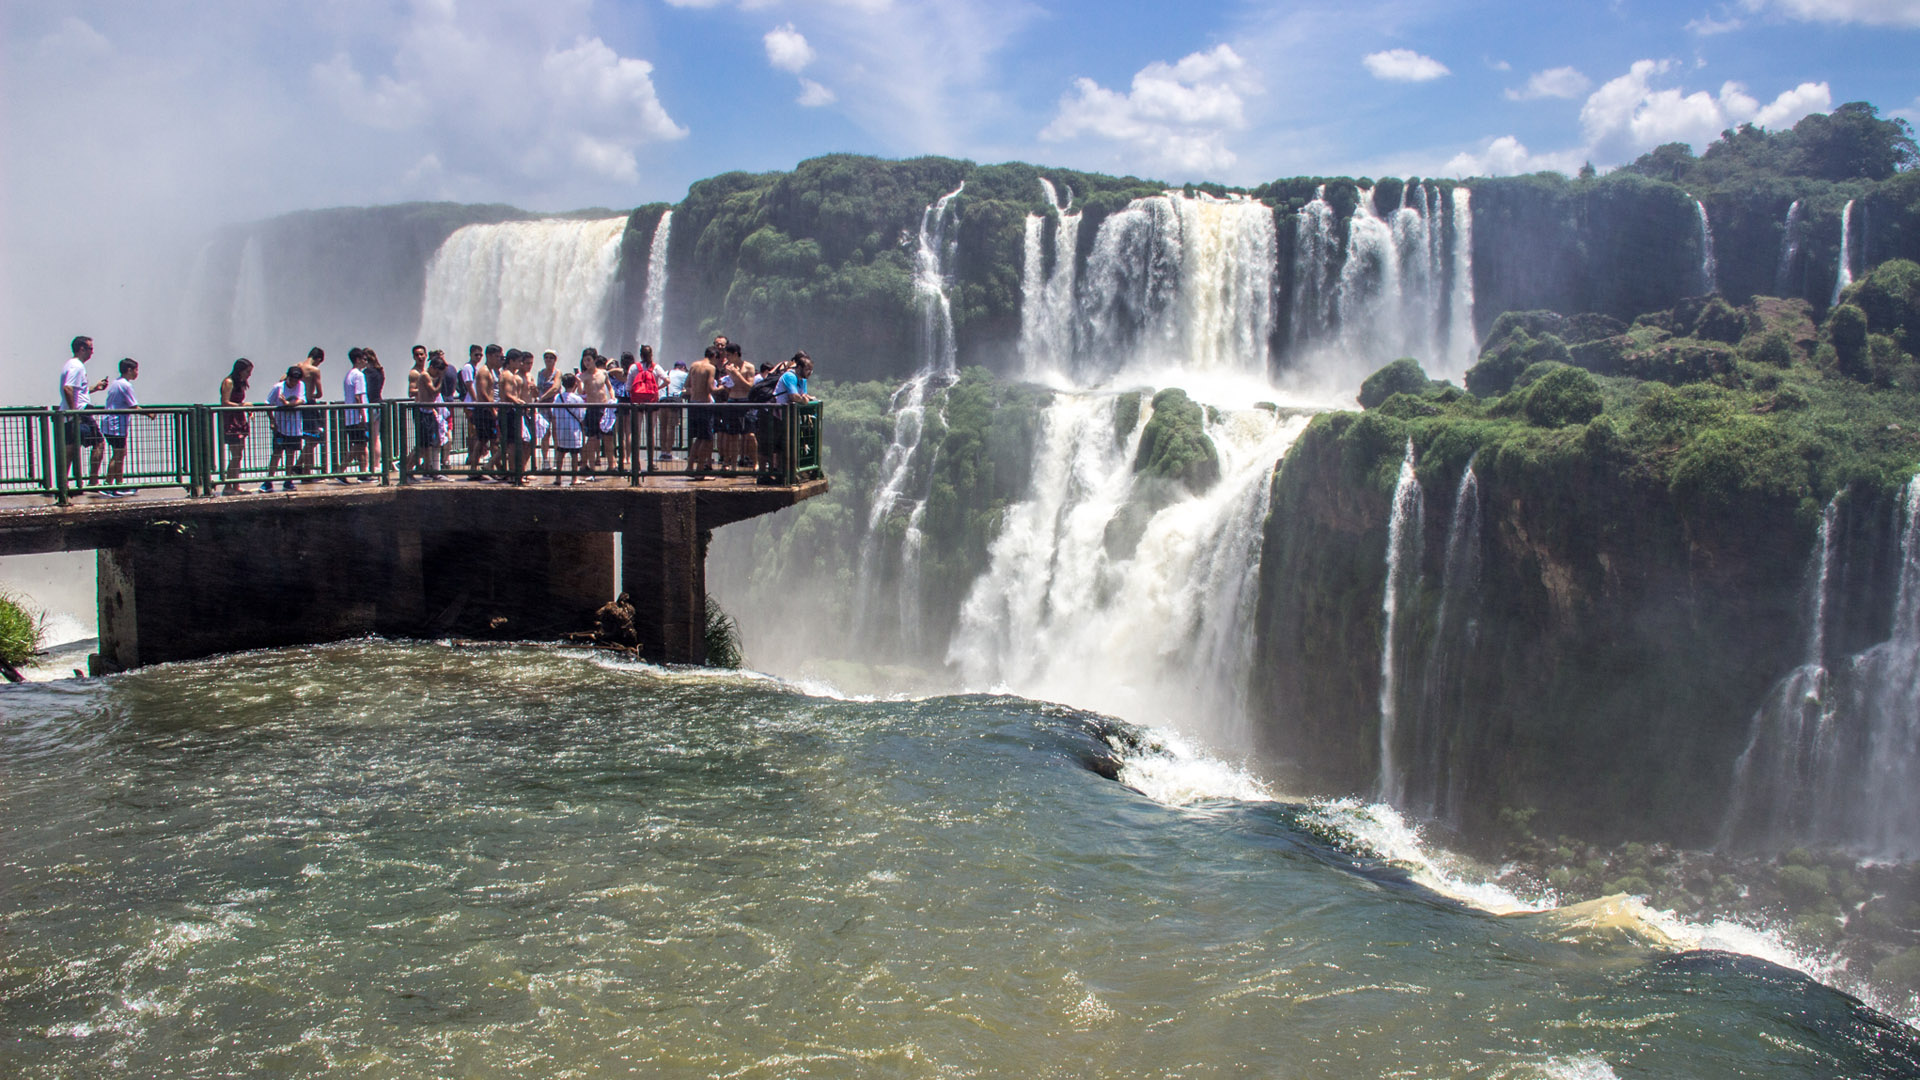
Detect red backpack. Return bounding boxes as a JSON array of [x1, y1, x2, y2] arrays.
[[630, 364, 660, 400]]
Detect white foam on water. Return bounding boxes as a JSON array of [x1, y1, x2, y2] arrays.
[[1539, 1054, 1619, 1080], [1303, 796, 1553, 916], [1113, 727, 1277, 807]]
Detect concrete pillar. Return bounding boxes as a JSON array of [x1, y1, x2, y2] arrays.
[[622, 491, 707, 664], [418, 530, 614, 640]]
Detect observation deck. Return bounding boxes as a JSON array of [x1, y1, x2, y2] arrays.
[[0, 401, 827, 670]]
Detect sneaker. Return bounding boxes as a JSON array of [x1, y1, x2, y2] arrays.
[[259, 483, 274, 493]]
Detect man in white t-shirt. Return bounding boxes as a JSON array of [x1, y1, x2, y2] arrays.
[[341, 348, 372, 481], [99, 358, 144, 496], [262, 366, 306, 492], [57, 335, 110, 494]]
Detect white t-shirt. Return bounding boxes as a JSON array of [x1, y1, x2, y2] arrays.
[[101, 378, 138, 436], [267, 381, 305, 437], [342, 367, 368, 425], [59, 357, 90, 409]]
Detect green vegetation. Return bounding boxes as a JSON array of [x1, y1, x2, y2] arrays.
[[1357, 357, 1433, 409], [1618, 102, 1918, 187], [0, 590, 43, 668], [704, 595, 743, 669], [1133, 388, 1220, 491]]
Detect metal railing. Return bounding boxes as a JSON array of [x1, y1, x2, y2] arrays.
[[0, 401, 822, 504]]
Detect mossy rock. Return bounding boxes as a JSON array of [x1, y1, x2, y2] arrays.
[[1874, 947, 1920, 995], [1467, 332, 1572, 397], [1774, 863, 1831, 909], [1520, 366, 1604, 428], [1358, 358, 1433, 409], [1690, 296, 1753, 345], [1828, 303, 1870, 380], [1133, 388, 1220, 492], [1741, 330, 1795, 368], [1621, 340, 1735, 385], [1376, 392, 1441, 420], [1112, 391, 1143, 447], [1568, 335, 1630, 376], [1844, 258, 1920, 347]]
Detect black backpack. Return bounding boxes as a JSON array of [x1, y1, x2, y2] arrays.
[[747, 375, 779, 404]]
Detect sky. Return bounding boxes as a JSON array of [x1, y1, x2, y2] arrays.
[[1, 0, 1917, 358]]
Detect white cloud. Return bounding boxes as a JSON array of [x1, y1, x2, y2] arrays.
[[1580, 60, 1830, 162], [1444, 135, 1586, 177], [796, 78, 837, 107], [1041, 45, 1258, 175], [1741, 0, 1920, 26], [1686, 12, 1746, 33], [36, 16, 113, 59], [1504, 66, 1591, 101], [763, 23, 815, 73], [1362, 48, 1450, 82], [310, 6, 687, 188]]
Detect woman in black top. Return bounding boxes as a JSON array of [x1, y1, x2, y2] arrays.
[[363, 349, 386, 471]]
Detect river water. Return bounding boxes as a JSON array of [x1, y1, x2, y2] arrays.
[[4, 642, 1916, 1078]]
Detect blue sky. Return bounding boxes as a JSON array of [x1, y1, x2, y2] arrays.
[[2, 0, 1917, 230]]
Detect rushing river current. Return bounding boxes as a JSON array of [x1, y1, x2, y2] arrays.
[[3, 642, 1917, 1078]]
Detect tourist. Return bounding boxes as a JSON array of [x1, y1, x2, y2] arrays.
[[578, 349, 612, 478], [468, 344, 501, 476], [98, 358, 144, 496], [534, 349, 560, 469], [56, 335, 109, 494], [607, 351, 630, 471], [497, 350, 532, 485], [263, 366, 305, 492], [294, 347, 326, 479], [218, 358, 253, 496], [549, 371, 587, 484], [660, 359, 688, 462], [340, 348, 372, 481], [685, 346, 718, 478], [364, 348, 387, 469], [406, 352, 451, 478], [761, 352, 813, 478], [629, 345, 662, 465], [723, 342, 756, 468]]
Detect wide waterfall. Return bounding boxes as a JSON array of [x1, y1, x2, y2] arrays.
[[1694, 199, 1719, 295], [416, 217, 627, 351], [1832, 200, 1856, 304], [1776, 199, 1805, 296], [1725, 480, 1920, 856], [636, 209, 672, 351], [1076, 191, 1277, 381], [948, 393, 1308, 741], [1375, 439, 1424, 804]]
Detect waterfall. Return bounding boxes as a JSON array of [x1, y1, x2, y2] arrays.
[[914, 182, 965, 379], [1078, 191, 1275, 379], [1411, 456, 1481, 819], [1832, 200, 1855, 305], [1021, 179, 1081, 378], [1724, 480, 1920, 855], [230, 234, 271, 357], [1391, 184, 1438, 365], [1376, 438, 1424, 805], [1694, 199, 1719, 295], [1291, 186, 1337, 353], [1335, 188, 1402, 373], [949, 393, 1309, 741], [1445, 187, 1476, 375], [416, 217, 627, 351], [851, 184, 966, 652], [636, 209, 673, 351], [1775, 200, 1805, 297]]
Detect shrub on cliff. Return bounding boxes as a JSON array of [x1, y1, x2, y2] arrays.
[[1844, 258, 1920, 347], [1134, 388, 1220, 491], [1466, 332, 1571, 397], [1520, 366, 1605, 427], [0, 590, 43, 669], [1827, 303, 1870, 379], [1358, 358, 1432, 409]]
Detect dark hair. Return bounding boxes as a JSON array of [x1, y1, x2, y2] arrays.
[[640, 344, 653, 362], [703, 346, 719, 361], [758, 363, 772, 374], [724, 342, 742, 357], [307, 347, 324, 362], [429, 356, 447, 372], [226, 358, 252, 399], [364, 349, 382, 371], [413, 344, 426, 354], [469, 344, 482, 355], [286, 365, 304, 380], [348, 347, 364, 363], [485, 344, 502, 357], [71, 335, 92, 356], [119, 358, 138, 375], [621, 351, 635, 365], [429, 349, 444, 361], [561, 372, 579, 390]]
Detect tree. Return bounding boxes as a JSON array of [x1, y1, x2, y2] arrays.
[[1788, 102, 1919, 181], [1621, 143, 1698, 184]]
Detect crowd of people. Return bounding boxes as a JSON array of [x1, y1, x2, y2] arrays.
[[51, 333, 814, 496]]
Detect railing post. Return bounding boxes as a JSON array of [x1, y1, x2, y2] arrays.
[[52, 411, 69, 506], [380, 402, 394, 485]]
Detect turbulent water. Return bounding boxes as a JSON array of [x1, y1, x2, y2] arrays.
[[5, 642, 1917, 1079], [416, 217, 628, 351]]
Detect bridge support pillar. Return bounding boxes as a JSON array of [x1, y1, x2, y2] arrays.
[[622, 491, 708, 664]]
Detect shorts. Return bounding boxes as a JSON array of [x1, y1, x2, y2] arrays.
[[347, 423, 370, 445], [104, 434, 127, 450], [301, 407, 325, 440], [272, 431, 303, 453], [413, 408, 446, 447], [470, 406, 497, 442], [583, 406, 605, 436], [499, 407, 523, 445], [688, 405, 716, 442], [63, 414, 102, 447]]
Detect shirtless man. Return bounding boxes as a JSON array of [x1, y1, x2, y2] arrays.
[[468, 344, 501, 476], [578, 349, 613, 476], [534, 349, 560, 468], [684, 346, 718, 478], [407, 351, 451, 476], [498, 349, 534, 485], [293, 347, 326, 478], [723, 342, 756, 468]]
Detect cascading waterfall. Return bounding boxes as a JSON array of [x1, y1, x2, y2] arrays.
[[949, 393, 1309, 741], [1376, 438, 1424, 805], [1392, 184, 1438, 362], [1020, 179, 1081, 379], [1077, 191, 1275, 378], [1832, 199, 1856, 305], [1411, 456, 1481, 819], [1445, 187, 1476, 376], [417, 217, 628, 350], [1724, 479, 1920, 855], [1335, 188, 1402, 375], [229, 234, 271, 358], [636, 209, 672, 351], [1694, 199, 1719, 295], [1290, 186, 1337, 352], [851, 184, 966, 652], [1775, 199, 1805, 297]]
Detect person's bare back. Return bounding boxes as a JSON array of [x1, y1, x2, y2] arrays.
[[686, 358, 715, 404]]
